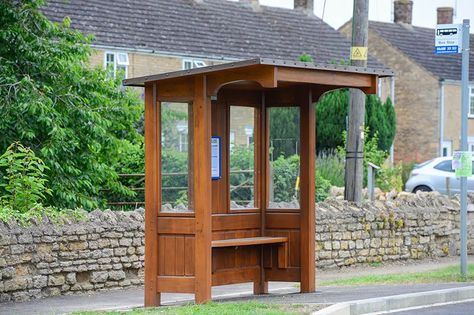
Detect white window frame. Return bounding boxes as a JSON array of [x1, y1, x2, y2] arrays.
[[182, 59, 207, 70], [469, 86, 474, 118], [468, 137, 474, 152], [442, 140, 452, 157], [104, 51, 129, 79]]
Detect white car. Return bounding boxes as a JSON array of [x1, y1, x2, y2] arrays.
[[404, 157, 474, 195]]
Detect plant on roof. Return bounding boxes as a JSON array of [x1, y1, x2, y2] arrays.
[[0, 0, 143, 209]]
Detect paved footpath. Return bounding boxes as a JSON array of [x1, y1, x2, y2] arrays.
[[1, 256, 473, 315]]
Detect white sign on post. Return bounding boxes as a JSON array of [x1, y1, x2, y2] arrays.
[[435, 23, 462, 54]]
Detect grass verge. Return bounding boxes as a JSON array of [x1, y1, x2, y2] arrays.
[[320, 263, 474, 286], [72, 301, 308, 315]]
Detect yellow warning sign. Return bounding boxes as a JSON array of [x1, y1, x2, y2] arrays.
[[351, 46, 368, 61]]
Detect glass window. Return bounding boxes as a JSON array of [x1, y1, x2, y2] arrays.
[[229, 107, 256, 209], [161, 102, 193, 213], [104, 51, 128, 79], [268, 107, 300, 209], [434, 160, 454, 172]]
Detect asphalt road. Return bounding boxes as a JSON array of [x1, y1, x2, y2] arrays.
[[391, 301, 474, 315]]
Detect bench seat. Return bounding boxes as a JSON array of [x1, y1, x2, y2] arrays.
[[211, 236, 288, 268]]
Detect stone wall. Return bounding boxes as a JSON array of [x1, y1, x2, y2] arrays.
[[1, 193, 473, 303], [316, 192, 474, 268], [0, 210, 145, 303]]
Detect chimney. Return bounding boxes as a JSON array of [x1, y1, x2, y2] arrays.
[[394, 0, 413, 24], [294, 0, 313, 14], [239, 0, 260, 11], [437, 7, 454, 24]]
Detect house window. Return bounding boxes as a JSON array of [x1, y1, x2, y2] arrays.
[[182, 59, 207, 70], [442, 140, 452, 157], [470, 86, 474, 117], [104, 52, 129, 79], [468, 137, 474, 152]]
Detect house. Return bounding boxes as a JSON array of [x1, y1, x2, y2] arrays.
[[41, 0, 391, 154], [340, 0, 474, 163]]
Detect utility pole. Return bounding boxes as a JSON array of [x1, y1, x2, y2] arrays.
[[345, 0, 369, 202]]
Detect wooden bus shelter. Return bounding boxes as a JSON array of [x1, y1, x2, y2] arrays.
[[123, 58, 391, 306]]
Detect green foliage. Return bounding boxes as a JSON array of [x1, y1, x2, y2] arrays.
[[230, 146, 255, 206], [271, 154, 300, 203], [0, 143, 86, 225], [316, 90, 396, 152], [298, 53, 314, 62], [269, 107, 300, 159], [365, 95, 396, 152], [316, 172, 331, 202], [0, 0, 143, 209], [376, 165, 403, 192], [0, 143, 51, 212], [161, 149, 189, 206], [316, 90, 349, 151], [316, 150, 345, 187]]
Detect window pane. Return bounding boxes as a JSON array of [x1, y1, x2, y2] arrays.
[[161, 102, 193, 213], [268, 107, 300, 209], [229, 106, 255, 209]]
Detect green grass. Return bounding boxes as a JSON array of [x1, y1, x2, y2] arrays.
[[320, 264, 474, 286], [72, 301, 305, 315]]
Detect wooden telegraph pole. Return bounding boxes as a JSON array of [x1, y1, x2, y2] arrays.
[[345, 0, 369, 202]]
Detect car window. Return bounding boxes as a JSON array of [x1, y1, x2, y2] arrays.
[[414, 159, 434, 169], [434, 160, 454, 173]]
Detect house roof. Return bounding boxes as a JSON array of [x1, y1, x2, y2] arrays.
[[369, 21, 474, 81], [41, 0, 386, 69], [123, 58, 393, 87]]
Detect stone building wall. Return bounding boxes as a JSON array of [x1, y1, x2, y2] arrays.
[[1, 193, 473, 303], [339, 24, 441, 163]]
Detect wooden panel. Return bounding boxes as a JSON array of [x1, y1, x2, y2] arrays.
[[163, 236, 176, 275], [207, 65, 276, 95], [175, 236, 185, 276], [193, 75, 212, 304], [212, 266, 260, 286], [156, 78, 194, 102], [266, 212, 300, 229], [157, 217, 195, 234], [211, 100, 228, 214], [277, 67, 372, 90], [184, 236, 195, 276], [156, 276, 195, 293], [221, 89, 262, 107], [265, 267, 301, 282], [144, 83, 160, 306], [278, 243, 288, 269], [299, 88, 316, 292], [211, 236, 288, 248], [212, 213, 261, 231]]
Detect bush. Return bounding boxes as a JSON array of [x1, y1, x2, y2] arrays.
[[0, 142, 85, 225], [0, 142, 51, 212], [317, 150, 345, 187]]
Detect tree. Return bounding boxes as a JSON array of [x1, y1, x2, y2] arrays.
[[0, 0, 142, 209], [316, 89, 396, 153]]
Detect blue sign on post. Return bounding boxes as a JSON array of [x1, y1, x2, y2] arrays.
[[435, 24, 462, 55]]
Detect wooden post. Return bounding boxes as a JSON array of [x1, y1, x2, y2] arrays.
[[345, 0, 369, 202], [299, 88, 316, 292], [254, 92, 268, 295], [193, 75, 212, 303], [144, 83, 161, 306]]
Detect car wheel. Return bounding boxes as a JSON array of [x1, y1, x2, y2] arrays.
[[413, 185, 432, 193]]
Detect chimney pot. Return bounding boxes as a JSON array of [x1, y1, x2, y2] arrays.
[[394, 0, 413, 24], [239, 0, 260, 11], [437, 7, 454, 25], [294, 0, 313, 14]]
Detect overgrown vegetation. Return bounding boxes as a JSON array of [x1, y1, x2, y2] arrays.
[[0, 143, 85, 225], [0, 0, 142, 210]]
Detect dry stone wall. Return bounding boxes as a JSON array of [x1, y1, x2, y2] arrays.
[[0, 192, 473, 303]]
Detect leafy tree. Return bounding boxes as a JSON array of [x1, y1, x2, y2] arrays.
[[0, 0, 142, 209], [269, 107, 300, 159], [316, 89, 396, 152]]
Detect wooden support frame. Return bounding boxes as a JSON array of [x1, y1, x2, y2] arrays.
[[126, 58, 387, 307]]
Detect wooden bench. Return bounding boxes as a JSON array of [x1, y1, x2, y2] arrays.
[[211, 236, 288, 268]]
